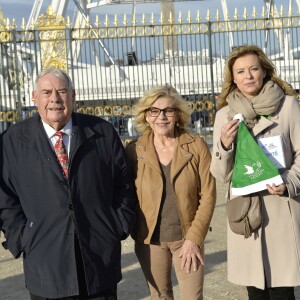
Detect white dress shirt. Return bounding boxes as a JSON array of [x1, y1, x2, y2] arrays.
[[42, 119, 73, 156]]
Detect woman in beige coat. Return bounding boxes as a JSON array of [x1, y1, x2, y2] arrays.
[[210, 45, 300, 299], [126, 85, 216, 299]]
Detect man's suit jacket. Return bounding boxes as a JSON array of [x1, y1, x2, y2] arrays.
[[0, 112, 136, 298]]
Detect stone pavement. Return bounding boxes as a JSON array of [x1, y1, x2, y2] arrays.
[[0, 181, 299, 299]]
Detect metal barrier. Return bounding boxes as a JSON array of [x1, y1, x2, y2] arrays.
[[0, 5, 299, 143]]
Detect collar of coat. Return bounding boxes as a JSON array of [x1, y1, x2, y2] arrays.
[[15, 113, 98, 180], [134, 130, 195, 176], [20, 113, 95, 152], [136, 129, 195, 149], [251, 99, 282, 137]]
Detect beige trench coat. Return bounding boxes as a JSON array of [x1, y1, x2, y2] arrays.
[[210, 96, 300, 289]]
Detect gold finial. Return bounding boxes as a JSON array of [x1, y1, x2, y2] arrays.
[[223, 9, 229, 21], [141, 13, 146, 25], [46, 5, 55, 17], [288, 7, 293, 17], [114, 14, 118, 26], [279, 5, 284, 17], [168, 11, 174, 24], [178, 11, 183, 23], [243, 7, 248, 19], [216, 9, 220, 21], [150, 12, 155, 25], [12, 18, 16, 30], [270, 5, 275, 17], [234, 8, 239, 20], [261, 6, 266, 18], [196, 10, 201, 23], [31, 18, 35, 29], [3, 18, 7, 29], [0, 7, 4, 27], [66, 16, 71, 28], [6, 18, 10, 29], [187, 10, 192, 23], [206, 9, 211, 21], [132, 13, 137, 26], [21, 18, 26, 30], [95, 15, 100, 27], [104, 14, 109, 27], [252, 6, 257, 18], [36, 4, 66, 29], [86, 15, 90, 28], [123, 14, 128, 26], [160, 11, 164, 24]]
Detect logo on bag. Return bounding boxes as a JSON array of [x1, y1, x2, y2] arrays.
[[244, 165, 254, 174], [243, 161, 264, 179]]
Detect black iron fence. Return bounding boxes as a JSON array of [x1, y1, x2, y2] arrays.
[[0, 6, 299, 144]]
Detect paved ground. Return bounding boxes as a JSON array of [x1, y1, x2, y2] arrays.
[[1, 181, 299, 299]]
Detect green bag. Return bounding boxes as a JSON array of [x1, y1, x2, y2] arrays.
[[231, 121, 283, 196]]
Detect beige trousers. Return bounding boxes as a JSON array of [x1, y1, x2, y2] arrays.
[[135, 240, 204, 300]]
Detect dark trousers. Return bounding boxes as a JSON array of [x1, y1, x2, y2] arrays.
[[30, 235, 117, 300], [30, 294, 117, 300], [247, 286, 295, 300]]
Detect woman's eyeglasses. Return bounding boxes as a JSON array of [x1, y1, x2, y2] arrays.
[[147, 107, 177, 117]]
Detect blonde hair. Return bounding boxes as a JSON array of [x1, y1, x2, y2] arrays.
[[133, 85, 192, 134], [218, 45, 297, 109]]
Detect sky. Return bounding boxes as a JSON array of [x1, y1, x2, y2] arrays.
[[0, 0, 294, 28]]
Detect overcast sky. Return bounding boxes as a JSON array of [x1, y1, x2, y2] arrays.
[[0, 0, 294, 28]]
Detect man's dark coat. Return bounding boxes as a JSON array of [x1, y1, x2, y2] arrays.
[[0, 113, 136, 298]]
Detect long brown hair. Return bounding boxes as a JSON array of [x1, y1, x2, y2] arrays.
[[218, 45, 297, 109]]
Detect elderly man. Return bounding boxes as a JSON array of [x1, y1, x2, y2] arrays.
[[0, 68, 136, 300]]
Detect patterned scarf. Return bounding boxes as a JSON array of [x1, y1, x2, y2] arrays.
[[226, 80, 285, 128]]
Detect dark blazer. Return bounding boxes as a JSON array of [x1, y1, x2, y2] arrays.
[[0, 113, 136, 298]]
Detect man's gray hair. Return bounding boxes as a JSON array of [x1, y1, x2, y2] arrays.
[[34, 68, 74, 92]]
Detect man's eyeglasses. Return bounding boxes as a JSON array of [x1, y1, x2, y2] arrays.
[[147, 107, 177, 117]]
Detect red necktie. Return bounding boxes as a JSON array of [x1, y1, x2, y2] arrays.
[[54, 132, 69, 179]]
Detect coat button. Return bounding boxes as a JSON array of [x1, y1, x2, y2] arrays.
[[216, 152, 220, 157], [68, 203, 73, 210]]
